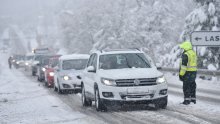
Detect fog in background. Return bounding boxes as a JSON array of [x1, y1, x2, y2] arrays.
[[0, 0, 219, 70]]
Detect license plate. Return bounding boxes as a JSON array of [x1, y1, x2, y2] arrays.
[[125, 95, 151, 101], [127, 88, 149, 94]]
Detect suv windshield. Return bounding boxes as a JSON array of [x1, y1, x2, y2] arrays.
[[34, 55, 45, 61], [50, 59, 59, 68], [99, 53, 151, 70], [62, 59, 88, 70]]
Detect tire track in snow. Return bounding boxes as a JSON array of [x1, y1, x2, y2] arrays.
[[168, 88, 220, 104], [166, 107, 220, 124], [158, 109, 211, 124], [21, 70, 153, 124], [169, 83, 220, 96], [51, 92, 150, 124], [41, 86, 210, 124]]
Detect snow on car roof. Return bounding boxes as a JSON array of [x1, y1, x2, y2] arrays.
[[60, 54, 90, 60]]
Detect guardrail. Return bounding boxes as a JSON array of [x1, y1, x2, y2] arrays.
[[160, 67, 220, 76]]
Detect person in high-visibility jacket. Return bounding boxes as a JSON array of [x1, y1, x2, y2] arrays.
[[179, 41, 197, 105]]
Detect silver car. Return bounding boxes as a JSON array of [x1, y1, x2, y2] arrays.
[[54, 54, 89, 94]]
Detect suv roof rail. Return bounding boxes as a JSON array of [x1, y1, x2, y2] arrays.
[[101, 48, 141, 52]]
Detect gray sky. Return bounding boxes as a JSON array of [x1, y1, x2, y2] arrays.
[[0, 0, 61, 24], [0, 0, 62, 34]]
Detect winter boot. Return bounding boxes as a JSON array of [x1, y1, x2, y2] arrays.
[[191, 100, 196, 104], [181, 100, 190, 105]]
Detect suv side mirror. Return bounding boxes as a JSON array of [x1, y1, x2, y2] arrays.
[[54, 66, 59, 72], [76, 75, 81, 79], [156, 63, 162, 70], [87, 66, 96, 73]]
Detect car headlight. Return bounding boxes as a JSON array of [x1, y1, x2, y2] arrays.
[[25, 62, 29, 65], [42, 68, 46, 72], [156, 76, 166, 84], [49, 72, 54, 76], [101, 78, 116, 86], [63, 75, 71, 80], [16, 62, 20, 64]]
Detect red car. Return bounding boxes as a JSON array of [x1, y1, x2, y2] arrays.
[[44, 55, 61, 87]]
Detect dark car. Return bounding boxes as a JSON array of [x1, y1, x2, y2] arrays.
[[31, 54, 47, 76], [12, 55, 25, 69], [36, 55, 51, 82], [31, 48, 52, 76]]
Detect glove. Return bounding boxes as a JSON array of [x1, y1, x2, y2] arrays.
[[179, 75, 183, 81]]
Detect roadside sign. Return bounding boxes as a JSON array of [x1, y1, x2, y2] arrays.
[[34, 48, 49, 54], [191, 31, 220, 46]]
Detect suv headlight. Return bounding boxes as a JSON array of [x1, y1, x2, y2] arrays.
[[156, 76, 166, 84], [42, 67, 46, 72], [101, 78, 116, 86], [63, 75, 71, 80], [49, 72, 54, 76]]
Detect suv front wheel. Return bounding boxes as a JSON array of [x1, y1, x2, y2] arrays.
[[95, 88, 107, 111], [154, 96, 168, 109], [81, 84, 92, 106], [57, 80, 63, 94]]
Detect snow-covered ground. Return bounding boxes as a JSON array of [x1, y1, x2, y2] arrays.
[[0, 54, 104, 124], [1, 53, 220, 124]]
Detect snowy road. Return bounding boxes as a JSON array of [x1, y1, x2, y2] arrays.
[[1, 54, 220, 124]]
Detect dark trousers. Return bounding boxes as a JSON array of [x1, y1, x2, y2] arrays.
[[183, 81, 196, 100]]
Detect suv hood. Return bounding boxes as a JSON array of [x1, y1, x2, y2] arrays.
[[98, 68, 163, 79]]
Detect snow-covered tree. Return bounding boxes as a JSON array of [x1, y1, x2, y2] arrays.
[[180, 0, 220, 70], [57, 0, 194, 63]]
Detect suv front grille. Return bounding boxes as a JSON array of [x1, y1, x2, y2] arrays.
[[115, 78, 157, 87]]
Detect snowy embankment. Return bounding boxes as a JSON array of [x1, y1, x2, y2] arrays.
[[0, 54, 104, 124]]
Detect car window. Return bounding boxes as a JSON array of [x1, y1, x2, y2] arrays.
[[59, 60, 62, 69], [92, 54, 97, 69], [99, 53, 151, 70], [26, 56, 34, 60], [42, 58, 49, 66], [62, 59, 88, 70], [87, 54, 94, 67]]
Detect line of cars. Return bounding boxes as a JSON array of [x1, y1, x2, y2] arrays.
[[21, 48, 168, 112]]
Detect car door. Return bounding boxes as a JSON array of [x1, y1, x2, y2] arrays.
[[54, 60, 62, 88], [84, 54, 97, 97]]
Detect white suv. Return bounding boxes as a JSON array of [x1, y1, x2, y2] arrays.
[[81, 49, 168, 111]]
